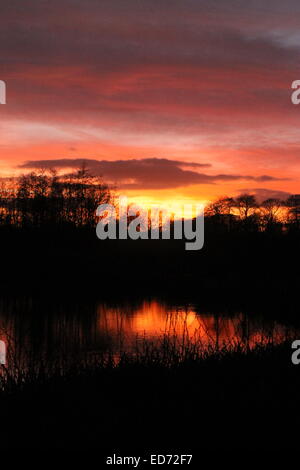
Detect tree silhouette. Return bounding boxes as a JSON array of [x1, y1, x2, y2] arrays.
[[260, 198, 283, 231], [286, 195, 300, 229], [234, 194, 257, 219], [0, 167, 112, 228]]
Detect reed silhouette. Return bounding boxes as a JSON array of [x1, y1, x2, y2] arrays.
[[0, 335, 299, 450]]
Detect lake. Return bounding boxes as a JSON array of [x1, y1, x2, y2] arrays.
[[0, 296, 292, 375]]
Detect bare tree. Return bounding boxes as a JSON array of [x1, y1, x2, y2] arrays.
[[205, 196, 235, 217], [260, 198, 282, 226], [286, 194, 300, 228], [234, 194, 257, 219]]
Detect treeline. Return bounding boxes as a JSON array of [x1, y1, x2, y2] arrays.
[[205, 194, 300, 233], [0, 167, 111, 228], [0, 167, 299, 234]]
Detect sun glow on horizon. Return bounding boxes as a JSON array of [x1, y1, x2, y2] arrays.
[[123, 195, 209, 218]]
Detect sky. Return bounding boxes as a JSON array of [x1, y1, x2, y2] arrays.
[[0, 0, 300, 205]]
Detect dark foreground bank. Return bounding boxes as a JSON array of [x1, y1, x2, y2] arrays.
[[0, 340, 299, 451]]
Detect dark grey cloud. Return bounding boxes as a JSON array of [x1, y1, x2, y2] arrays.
[[19, 158, 286, 190], [1, 3, 298, 69]]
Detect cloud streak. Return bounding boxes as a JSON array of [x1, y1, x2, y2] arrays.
[[19, 158, 287, 190]]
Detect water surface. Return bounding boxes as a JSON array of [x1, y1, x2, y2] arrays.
[[0, 297, 292, 373]]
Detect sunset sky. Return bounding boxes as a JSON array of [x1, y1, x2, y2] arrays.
[[1, 0, 300, 205]]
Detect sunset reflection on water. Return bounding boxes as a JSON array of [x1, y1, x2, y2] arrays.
[[97, 300, 288, 353], [0, 298, 291, 372]]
